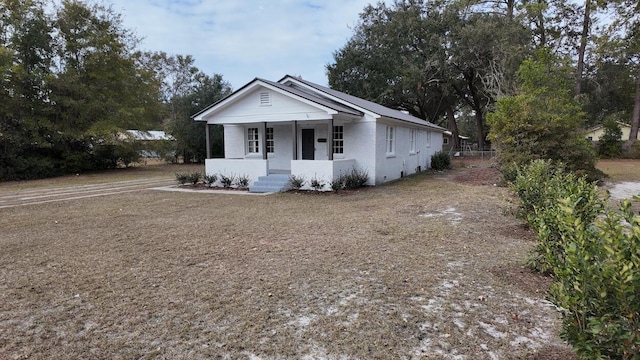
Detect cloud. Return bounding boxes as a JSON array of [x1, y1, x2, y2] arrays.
[[106, 0, 374, 88]]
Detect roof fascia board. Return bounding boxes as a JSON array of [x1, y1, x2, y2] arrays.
[[279, 76, 381, 119], [193, 79, 338, 121]]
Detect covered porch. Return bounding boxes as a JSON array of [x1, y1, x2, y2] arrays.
[[203, 119, 358, 190]]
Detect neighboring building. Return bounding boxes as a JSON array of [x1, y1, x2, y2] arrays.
[[584, 122, 631, 142], [193, 75, 445, 192], [124, 130, 175, 158], [442, 131, 471, 153]]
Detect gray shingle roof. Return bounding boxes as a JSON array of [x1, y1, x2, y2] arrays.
[[280, 75, 445, 131], [257, 78, 362, 116]]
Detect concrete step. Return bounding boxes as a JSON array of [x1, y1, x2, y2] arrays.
[[249, 174, 291, 193]]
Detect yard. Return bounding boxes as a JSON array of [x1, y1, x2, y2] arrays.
[[1, 159, 637, 359]]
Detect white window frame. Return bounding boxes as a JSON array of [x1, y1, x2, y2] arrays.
[[266, 127, 274, 153], [247, 127, 259, 154], [385, 126, 395, 156], [409, 129, 416, 154], [333, 126, 344, 154]]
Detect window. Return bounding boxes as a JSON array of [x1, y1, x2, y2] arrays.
[[259, 91, 271, 106], [266, 127, 274, 153], [333, 126, 344, 154], [247, 128, 259, 153], [426, 131, 431, 147], [443, 137, 449, 145], [409, 129, 416, 153], [385, 126, 395, 154]]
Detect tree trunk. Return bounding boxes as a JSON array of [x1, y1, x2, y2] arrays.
[[628, 70, 640, 143], [576, 0, 591, 96], [446, 104, 461, 150], [475, 109, 485, 150]]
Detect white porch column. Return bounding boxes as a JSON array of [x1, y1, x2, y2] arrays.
[[292, 121, 298, 160], [328, 119, 334, 161], [263, 122, 268, 160], [205, 123, 211, 159]]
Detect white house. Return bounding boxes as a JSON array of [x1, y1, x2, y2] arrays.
[[192, 75, 445, 192], [584, 121, 632, 142]]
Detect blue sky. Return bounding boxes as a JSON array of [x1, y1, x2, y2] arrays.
[[105, 0, 376, 89]]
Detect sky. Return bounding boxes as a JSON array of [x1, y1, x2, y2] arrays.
[[104, 0, 377, 90]]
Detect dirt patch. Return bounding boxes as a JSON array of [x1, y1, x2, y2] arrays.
[[0, 164, 573, 359]]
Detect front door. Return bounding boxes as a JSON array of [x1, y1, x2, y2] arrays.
[[302, 129, 315, 160]]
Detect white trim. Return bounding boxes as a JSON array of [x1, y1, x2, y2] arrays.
[[194, 80, 338, 121], [409, 129, 416, 154], [385, 125, 395, 156]]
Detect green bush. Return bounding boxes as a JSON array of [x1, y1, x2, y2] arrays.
[[430, 151, 451, 171], [204, 174, 217, 187], [548, 198, 640, 359], [310, 177, 325, 191], [235, 175, 249, 189], [342, 167, 369, 190], [175, 172, 189, 185], [219, 173, 235, 188], [513, 160, 604, 273], [330, 175, 345, 192], [512, 159, 639, 358], [597, 119, 623, 159], [289, 175, 306, 190], [187, 171, 201, 185]]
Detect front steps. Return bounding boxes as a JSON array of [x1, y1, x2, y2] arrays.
[[249, 174, 291, 193]]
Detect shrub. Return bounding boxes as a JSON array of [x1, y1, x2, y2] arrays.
[[187, 171, 201, 185], [330, 175, 345, 192], [289, 175, 306, 190], [175, 172, 189, 185], [548, 198, 640, 359], [342, 167, 369, 190], [430, 151, 451, 171], [511, 159, 639, 357], [219, 173, 235, 188], [310, 177, 325, 191], [513, 160, 604, 273], [204, 174, 217, 187], [597, 119, 623, 159], [235, 175, 249, 189]]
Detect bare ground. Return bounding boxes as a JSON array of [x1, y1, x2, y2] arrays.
[[0, 161, 575, 359]]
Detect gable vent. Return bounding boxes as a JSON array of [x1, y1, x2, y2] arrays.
[[259, 91, 271, 106]]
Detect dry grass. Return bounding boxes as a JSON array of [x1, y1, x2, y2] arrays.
[[0, 163, 573, 359], [597, 159, 640, 182]]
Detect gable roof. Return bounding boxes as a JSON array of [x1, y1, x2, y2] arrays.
[[192, 77, 360, 120], [193, 75, 445, 132]]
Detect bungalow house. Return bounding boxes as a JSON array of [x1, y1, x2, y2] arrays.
[[192, 75, 445, 192], [584, 121, 631, 142]]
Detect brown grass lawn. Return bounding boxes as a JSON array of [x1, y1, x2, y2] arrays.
[[597, 159, 640, 182], [0, 160, 576, 359]]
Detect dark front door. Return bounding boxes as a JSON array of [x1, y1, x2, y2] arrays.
[[301, 129, 315, 160]]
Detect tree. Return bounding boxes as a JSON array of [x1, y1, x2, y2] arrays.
[[145, 52, 232, 162], [599, 0, 640, 144], [597, 119, 623, 158], [327, 0, 531, 150], [488, 49, 602, 180]]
